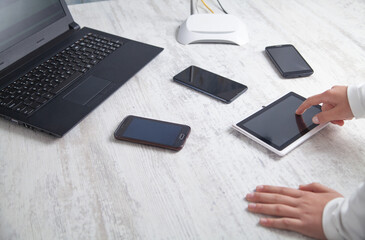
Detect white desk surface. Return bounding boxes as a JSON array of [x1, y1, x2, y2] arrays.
[[1, 0, 365, 239]]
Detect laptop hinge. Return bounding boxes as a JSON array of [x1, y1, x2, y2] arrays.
[[69, 22, 80, 30]]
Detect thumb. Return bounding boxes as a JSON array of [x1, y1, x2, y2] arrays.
[[312, 108, 337, 124], [299, 183, 335, 193]]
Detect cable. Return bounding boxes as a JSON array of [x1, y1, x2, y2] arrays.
[[216, 0, 228, 14], [201, 0, 214, 14]]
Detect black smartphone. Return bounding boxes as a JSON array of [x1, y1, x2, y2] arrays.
[[265, 44, 314, 78], [114, 115, 191, 151], [173, 66, 248, 103]]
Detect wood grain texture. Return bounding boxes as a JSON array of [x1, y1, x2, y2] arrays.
[[1, 0, 365, 239]]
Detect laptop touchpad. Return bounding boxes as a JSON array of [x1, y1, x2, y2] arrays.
[[64, 75, 111, 105]]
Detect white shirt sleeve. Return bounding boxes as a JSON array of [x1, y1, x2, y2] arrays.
[[322, 86, 365, 239], [322, 182, 365, 240], [347, 84, 365, 118]]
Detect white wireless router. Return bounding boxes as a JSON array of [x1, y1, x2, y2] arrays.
[[177, 1, 249, 45]]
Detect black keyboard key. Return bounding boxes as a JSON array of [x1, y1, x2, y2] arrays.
[[90, 60, 99, 65], [42, 93, 54, 99], [8, 100, 21, 109], [21, 107, 35, 116], [0, 99, 12, 107], [14, 104, 27, 112], [85, 47, 94, 53], [36, 97, 48, 104], [24, 91, 32, 97], [49, 82, 57, 88], [24, 99, 33, 105], [42, 86, 52, 92], [0, 92, 7, 99], [51, 71, 82, 94], [17, 95, 26, 101], [30, 102, 41, 109]]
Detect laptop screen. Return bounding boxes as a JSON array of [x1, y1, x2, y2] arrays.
[[0, 0, 65, 53]]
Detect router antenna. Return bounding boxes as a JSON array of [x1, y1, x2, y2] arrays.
[[190, 0, 196, 15]]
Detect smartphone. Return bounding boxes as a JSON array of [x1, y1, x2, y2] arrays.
[[173, 66, 248, 103], [114, 115, 191, 151], [265, 44, 314, 78]]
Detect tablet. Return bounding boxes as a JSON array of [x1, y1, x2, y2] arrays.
[[233, 92, 329, 156]]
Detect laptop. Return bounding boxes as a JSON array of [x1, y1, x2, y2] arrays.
[[0, 0, 163, 137]]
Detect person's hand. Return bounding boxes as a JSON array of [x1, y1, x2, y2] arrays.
[[296, 86, 354, 126], [245, 183, 343, 239]]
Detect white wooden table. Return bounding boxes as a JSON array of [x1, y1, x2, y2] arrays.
[[1, 0, 365, 239]]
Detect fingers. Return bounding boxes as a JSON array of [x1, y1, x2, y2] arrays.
[[246, 192, 297, 206], [296, 86, 352, 124], [331, 120, 344, 126], [299, 182, 336, 193], [310, 103, 345, 125], [255, 185, 302, 198], [259, 217, 302, 233], [248, 203, 299, 218], [321, 104, 340, 125], [312, 107, 338, 124], [296, 92, 328, 115]]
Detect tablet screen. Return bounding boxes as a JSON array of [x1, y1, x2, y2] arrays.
[[236, 92, 321, 150]]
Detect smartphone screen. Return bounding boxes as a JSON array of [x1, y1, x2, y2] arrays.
[[265, 45, 313, 78], [173, 66, 247, 103], [114, 115, 190, 151]]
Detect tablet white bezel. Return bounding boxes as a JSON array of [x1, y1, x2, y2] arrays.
[[232, 123, 328, 156]]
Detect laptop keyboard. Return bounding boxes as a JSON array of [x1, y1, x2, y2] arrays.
[[0, 33, 122, 116]]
